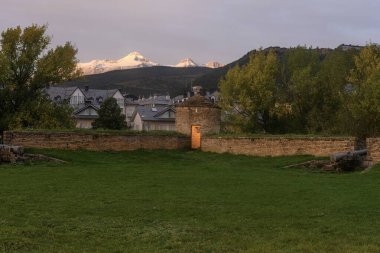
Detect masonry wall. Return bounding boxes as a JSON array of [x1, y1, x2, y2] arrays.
[[176, 107, 221, 136], [2, 131, 362, 159], [366, 138, 380, 163], [3, 131, 190, 151], [201, 136, 357, 157]]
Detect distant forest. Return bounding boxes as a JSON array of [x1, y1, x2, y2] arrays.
[[218, 45, 380, 138], [195, 45, 360, 90]]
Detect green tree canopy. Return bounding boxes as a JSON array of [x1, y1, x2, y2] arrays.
[[0, 24, 81, 131], [219, 46, 363, 136], [281, 47, 321, 132], [92, 98, 126, 130], [346, 44, 380, 138], [310, 48, 356, 134], [219, 49, 279, 133], [9, 98, 75, 130]]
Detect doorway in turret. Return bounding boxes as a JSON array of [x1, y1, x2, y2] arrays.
[[191, 125, 201, 149]]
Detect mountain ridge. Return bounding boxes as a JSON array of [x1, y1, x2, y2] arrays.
[[60, 66, 213, 96], [78, 52, 224, 75], [78, 51, 158, 75]]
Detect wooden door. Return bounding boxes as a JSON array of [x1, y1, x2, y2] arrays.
[[191, 125, 201, 149]]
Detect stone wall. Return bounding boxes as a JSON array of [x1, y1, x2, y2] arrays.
[[366, 138, 380, 163], [2, 131, 362, 159], [201, 136, 357, 157], [3, 131, 190, 151], [176, 107, 221, 136]]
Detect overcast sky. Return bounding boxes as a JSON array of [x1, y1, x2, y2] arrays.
[[1, 0, 379, 65]]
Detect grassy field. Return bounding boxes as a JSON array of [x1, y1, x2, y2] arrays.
[[0, 149, 380, 252]]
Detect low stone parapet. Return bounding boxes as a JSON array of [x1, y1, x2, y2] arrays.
[[3, 131, 190, 151], [366, 138, 380, 163], [201, 136, 357, 157]]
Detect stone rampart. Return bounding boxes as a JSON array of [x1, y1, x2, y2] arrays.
[[3, 131, 190, 151], [201, 136, 357, 157], [366, 138, 380, 163], [176, 107, 221, 136], [2, 131, 363, 159]]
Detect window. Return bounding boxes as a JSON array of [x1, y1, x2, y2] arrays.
[[117, 98, 124, 108]]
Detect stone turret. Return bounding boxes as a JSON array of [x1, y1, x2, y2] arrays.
[[175, 91, 221, 136]]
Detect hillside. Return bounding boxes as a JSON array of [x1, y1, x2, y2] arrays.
[[193, 47, 317, 90], [193, 45, 361, 90], [59, 66, 213, 96]]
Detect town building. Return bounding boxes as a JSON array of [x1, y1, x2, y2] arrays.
[[46, 86, 125, 128], [46, 85, 220, 132], [131, 106, 176, 131]]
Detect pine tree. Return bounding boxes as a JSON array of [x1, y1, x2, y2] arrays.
[[92, 98, 126, 130]]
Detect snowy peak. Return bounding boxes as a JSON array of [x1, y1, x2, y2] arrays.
[[78, 52, 158, 75], [175, 59, 224, 68], [205, 61, 224, 69], [124, 51, 145, 59], [117, 51, 157, 67], [78, 53, 224, 75], [175, 58, 199, 68]]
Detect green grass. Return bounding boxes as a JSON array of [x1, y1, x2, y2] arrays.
[[0, 149, 380, 252]]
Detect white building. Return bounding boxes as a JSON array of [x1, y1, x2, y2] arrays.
[[46, 86, 125, 128]]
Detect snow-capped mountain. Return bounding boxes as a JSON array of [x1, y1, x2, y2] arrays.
[[175, 58, 199, 68], [78, 52, 224, 75], [78, 52, 158, 75], [204, 61, 224, 69], [174, 59, 224, 68]]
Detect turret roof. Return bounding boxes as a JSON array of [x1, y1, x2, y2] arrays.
[[176, 95, 220, 108]]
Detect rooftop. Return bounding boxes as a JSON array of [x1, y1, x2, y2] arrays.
[[133, 106, 175, 122], [176, 95, 220, 108]]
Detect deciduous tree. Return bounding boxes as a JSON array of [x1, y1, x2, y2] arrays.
[[0, 24, 81, 131], [346, 45, 380, 138], [219, 49, 278, 133], [282, 47, 320, 132]]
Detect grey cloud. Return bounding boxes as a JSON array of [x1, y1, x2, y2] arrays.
[[1, 0, 378, 65]]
